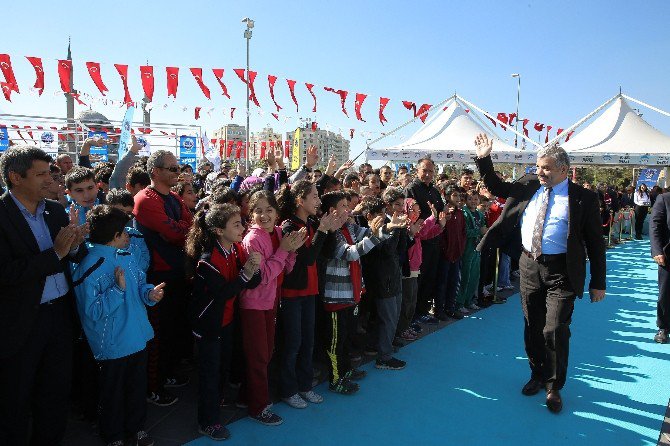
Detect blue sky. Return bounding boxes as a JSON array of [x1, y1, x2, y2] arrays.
[[2, 0, 669, 159]]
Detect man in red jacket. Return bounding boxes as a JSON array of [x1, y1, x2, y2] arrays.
[[134, 150, 193, 406]]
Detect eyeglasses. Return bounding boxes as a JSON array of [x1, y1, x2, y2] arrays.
[[158, 166, 180, 173]]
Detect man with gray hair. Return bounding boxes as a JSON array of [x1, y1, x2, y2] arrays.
[[474, 134, 606, 414]]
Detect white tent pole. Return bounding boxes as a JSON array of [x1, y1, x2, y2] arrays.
[[545, 94, 620, 147], [622, 94, 670, 118], [456, 95, 543, 149], [367, 95, 456, 148]]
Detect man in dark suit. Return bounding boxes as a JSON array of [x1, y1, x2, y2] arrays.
[[474, 134, 606, 414], [0, 146, 87, 445], [650, 192, 670, 344]]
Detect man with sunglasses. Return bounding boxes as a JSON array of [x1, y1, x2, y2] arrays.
[[134, 150, 194, 407]]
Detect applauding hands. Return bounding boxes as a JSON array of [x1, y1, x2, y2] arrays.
[[280, 227, 308, 252]]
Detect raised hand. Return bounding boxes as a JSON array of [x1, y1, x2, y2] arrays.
[[305, 145, 319, 168], [438, 211, 448, 227], [318, 211, 338, 233], [335, 160, 355, 179], [475, 133, 494, 158], [428, 201, 438, 219], [237, 162, 246, 177], [69, 205, 80, 226], [369, 215, 385, 234], [53, 225, 78, 259], [243, 252, 262, 276], [388, 212, 408, 230], [325, 155, 338, 176], [408, 219, 424, 237], [266, 149, 277, 170], [275, 148, 285, 169], [114, 266, 126, 291], [149, 282, 166, 302]]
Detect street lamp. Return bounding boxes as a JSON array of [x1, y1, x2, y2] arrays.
[[242, 17, 254, 171], [511, 73, 521, 148]]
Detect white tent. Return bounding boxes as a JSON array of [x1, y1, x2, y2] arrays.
[[557, 95, 670, 166], [366, 95, 539, 165]]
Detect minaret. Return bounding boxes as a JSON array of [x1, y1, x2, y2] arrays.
[[65, 37, 76, 152]]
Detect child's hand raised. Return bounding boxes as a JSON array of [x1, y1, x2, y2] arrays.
[[243, 252, 261, 277], [369, 215, 385, 234], [149, 282, 166, 302], [388, 212, 408, 230], [114, 266, 126, 291]]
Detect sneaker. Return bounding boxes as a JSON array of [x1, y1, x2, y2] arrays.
[[282, 393, 308, 409], [345, 368, 367, 381], [482, 290, 493, 298], [459, 307, 470, 314], [164, 375, 190, 388], [329, 377, 359, 395], [146, 391, 178, 407], [400, 329, 418, 341], [198, 423, 230, 441], [375, 357, 406, 370], [132, 430, 154, 446], [467, 303, 480, 310], [252, 406, 283, 426], [408, 328, 420, 337], [299, 390, 323, 404], [419, 314, 439, 325]]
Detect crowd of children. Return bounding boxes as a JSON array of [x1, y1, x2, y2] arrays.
[[1, 140, 526, 446]]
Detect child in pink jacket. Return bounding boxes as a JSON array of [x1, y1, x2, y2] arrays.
[[239, 190, 305, 426], [397, 198, 446, 341]]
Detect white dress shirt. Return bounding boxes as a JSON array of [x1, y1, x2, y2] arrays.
[[521, 178, 569, 255]]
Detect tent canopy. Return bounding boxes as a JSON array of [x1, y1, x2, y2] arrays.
[[367, 97, 538, 165], [561, 95, 670, 166]]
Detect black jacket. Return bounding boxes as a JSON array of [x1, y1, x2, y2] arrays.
[[475, 155, 606, 296], [405, 179, 444, 221], [650, 192, 670, 259], [362, 224, 406, 299], [281, 215, 328, 292], [0, 193, 87, 358]]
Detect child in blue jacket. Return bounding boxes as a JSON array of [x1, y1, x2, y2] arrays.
[[73, 205, 166, 446]]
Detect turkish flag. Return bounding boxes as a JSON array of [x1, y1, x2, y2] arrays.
[[486, 115, 497, 127], [114, 64, 132, 104], [417, 104, 432, 123], [195, 107, 201, 120], [86, 62, 108, 96], [402, 101, 416, 115], [57, 59, 73, 93], [140, 65, 154, 101], [565, 131, 574, 142], [305, 83, 317, 112], [233, 68, 260, 107], [268, 75, 282, 112], [534, 122, 544, 132], [522, 119, 530, 137], [230, 108, 236, 120], [379, 97, 390, 125], [212, 69, 231, 98], [284, 140, 290, 158], [557, 128, 564, 135], [324, 87, 349, 117], [545, 126, 553, 143], [166, 67, 179, 98], [287, 79, 299, 112], [354, 93, 367, 122], [1, 83, 13, 101], [0, 54, 19, 93], [271, 113, 279, 121], [508, 113, 517, 127], [226, 140, 234, 158], [311, 122, 318, 131], [190, 68, 211, 99], [269, 141, 275, 152], [350, 129, 355, 139], [235, 141, 243, 159], [26, 57, 44, 96], [260, 141, 267, 159]]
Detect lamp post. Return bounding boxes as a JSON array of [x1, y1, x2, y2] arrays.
[[511, 73, 521, 148], [242, 17, 254, 172]]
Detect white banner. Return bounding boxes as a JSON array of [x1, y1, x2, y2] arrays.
[[117, 106, 135, 160], [39, 131, 59, 156]]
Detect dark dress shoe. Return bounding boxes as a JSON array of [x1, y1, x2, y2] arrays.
[[521, 378, 543, 396], [546, 389, 563, 413], [654, 329, 668, 344]]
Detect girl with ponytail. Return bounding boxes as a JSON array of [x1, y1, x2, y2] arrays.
[[185, 203, 262, 441], [276, 180, 338, 409]]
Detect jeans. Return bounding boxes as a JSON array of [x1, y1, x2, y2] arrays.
[[498, 252, 512, 287], [435, 258, 462, 314]]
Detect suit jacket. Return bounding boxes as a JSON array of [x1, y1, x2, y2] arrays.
[[650, 192, 670, 259], [0, 192, 85, 358], [475, 155, 606, 297]]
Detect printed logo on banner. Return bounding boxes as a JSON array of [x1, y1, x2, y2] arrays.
[[40, 131, 58, 156], [136, 136, 151, 156], [640, 154, 650, 164], [602, 155, 612, 162], [180, 157, 197, 171], [41, 132, 54, 144], [180, 136, 197, 157], [525, 166, 537, 174]]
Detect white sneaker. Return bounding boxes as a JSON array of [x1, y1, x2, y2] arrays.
[[299, 390, 324, 404], [467, 303, 480, 310], [459, 307, 470, 314], [283, 393, 307, 409]]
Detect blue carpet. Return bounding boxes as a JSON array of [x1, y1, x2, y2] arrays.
[[186, 240, 669, 446]]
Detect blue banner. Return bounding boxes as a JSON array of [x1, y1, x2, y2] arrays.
[[179, 157, 197, 171], [0, 127, 8, 152], [117, 106, 135, 160], [636, 168, 660, 188], [179, 135, 197, 157], [525, 166, 537, 174], [87, 131, 109, 162]]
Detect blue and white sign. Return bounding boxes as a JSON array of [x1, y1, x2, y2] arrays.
[[136, 135, 151, 157], [117, 106, 135, 160], [180, 156, 197, 171], [179, 135, 197, 157], [636, 168, 660, 188], [0, 127, 9, 152], [39, 131, 58, 156], [88, 130, 109, 162], [525, 166, 537, 174]]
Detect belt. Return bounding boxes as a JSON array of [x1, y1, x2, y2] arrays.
[[521, 248, 566, 263]]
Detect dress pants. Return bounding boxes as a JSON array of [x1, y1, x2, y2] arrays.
[[97, 349, 148, 444], [634, 205, 648, 238], [658, 265, 670, 330], [519, 253, 576, 390], [196, 324, 233, 427], [0, 297, 73, 446], [376, 294, 402, 361]]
